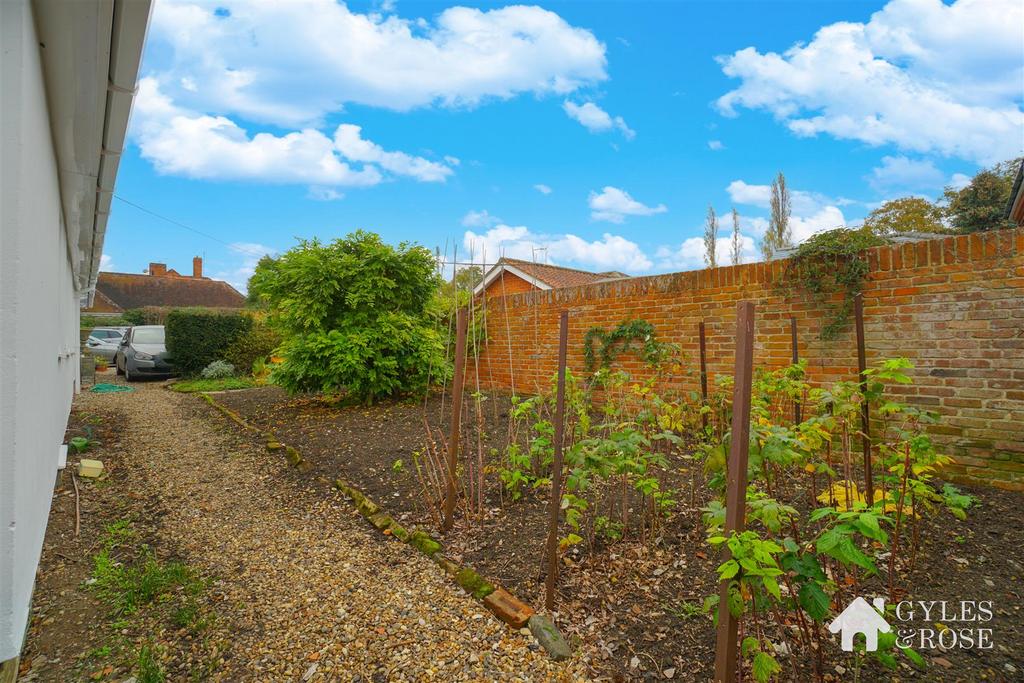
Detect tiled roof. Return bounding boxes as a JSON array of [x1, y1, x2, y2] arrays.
[[496, 258, 629, 289], [94, 272, 246, 310]]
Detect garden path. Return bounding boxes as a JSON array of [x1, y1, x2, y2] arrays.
[[77, 381, 588, 681]]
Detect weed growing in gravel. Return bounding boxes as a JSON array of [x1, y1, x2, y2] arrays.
[[668, 601, 705, 621], [92, 548, 200, 616], [87, 519, 216, 678], [136, 642, 166, 683]]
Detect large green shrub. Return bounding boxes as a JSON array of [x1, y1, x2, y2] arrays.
[[165, 308, 252, 376], [223, 319, 282, 373], [248, 230, 448, 402]]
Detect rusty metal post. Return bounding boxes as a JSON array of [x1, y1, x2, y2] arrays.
[[714, 301, 756, 683], [699, 321, 709, 432], [544, 310, 570, 611], [791, 316, 802, 424], [443, 307, 469, 531], [854, 293, 873, 507]]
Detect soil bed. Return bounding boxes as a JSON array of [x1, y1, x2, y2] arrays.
[[215, 385, 1024, 681]]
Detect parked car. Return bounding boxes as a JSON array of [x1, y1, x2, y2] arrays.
[[114, 325, 175, 381], [84, 327, 128, 361]]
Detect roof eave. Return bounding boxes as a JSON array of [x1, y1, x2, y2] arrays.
[[33, 0, 152, 298], [473, 263, 554, 296]]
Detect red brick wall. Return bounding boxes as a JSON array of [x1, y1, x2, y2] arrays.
[[473, 229, 1024, 491], [481, 270, 539, 298]]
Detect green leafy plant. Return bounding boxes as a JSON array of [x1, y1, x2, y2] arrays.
[[582, 319, 675, 373], [701, 358, 955, 680], [69, 435, 97, 454], [781, 228, 888, 340], [249, 231, 447, 403]]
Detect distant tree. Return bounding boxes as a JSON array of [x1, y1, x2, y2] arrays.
[[452, 265, 483, 292], [942, 158, 1020, 233], [704, 204, 719, 268], [730, 207, 742, 265], [862, 197, 946, 236], [762, 172, 792, 260]]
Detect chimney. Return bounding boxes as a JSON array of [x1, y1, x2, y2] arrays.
[[193, 256, 203, 278], [149, 262, 167, 277]]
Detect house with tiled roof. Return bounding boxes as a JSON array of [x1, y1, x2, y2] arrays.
[[83, 257, 245, 313], [473, 257, 629, 298]]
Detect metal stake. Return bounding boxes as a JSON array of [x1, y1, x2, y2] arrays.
[[854, 293, 873, 507], [699, 321, 709, 432], [544, 310, 570, 611], [791, 316, 802, 424], [714, 301, 756, 683], [443, 307, 468, 531]]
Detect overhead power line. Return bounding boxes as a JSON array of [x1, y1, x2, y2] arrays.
[[112, 194, 271, 259]]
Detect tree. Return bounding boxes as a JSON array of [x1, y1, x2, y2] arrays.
[[763, 171, 792, 260], [862, 197, 946, 236], [246, 255, 279, 306], [942, 158, 1020, 233], [452, 265, 483, 292], [704, 204, 719, 268], [730, 207, 742, 265], [249, 230, 448, 402]]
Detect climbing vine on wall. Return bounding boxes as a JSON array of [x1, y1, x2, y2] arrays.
[[781, 228, 888, 341], [582, 319, 673, 373]]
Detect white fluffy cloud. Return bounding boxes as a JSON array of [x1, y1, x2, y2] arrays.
[[132, 78, 453, 188], [461, 209, 501, 228], [333, 124, 453, 182], [948, 173, 972, 191], [588, 186, 667, 223], [563, 101, 635, 140], [147, 0, 608, 126], [707, 140, 724, 151], [463, 224, 653, 272], [716, 0, 1024, 164], [99, 254, 115, 272], [655, 232, 759, 271], [533, 183, 553, 195]]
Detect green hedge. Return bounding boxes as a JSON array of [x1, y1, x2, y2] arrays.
[[166, 308, 252, 376], [224, 319, 281, 374]]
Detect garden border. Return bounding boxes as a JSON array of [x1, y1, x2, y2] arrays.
[[192, 390, 572, 661]]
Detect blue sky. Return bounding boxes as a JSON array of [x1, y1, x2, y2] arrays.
[[104, 0, 1024, 291]]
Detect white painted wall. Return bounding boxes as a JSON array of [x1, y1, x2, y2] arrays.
[[0, 0, 83, 661]]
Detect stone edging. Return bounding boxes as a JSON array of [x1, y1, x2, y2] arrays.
[[195, 391, 311, 472], [194, 390, 572, 662]]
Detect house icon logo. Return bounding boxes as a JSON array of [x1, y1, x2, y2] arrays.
[[828, 597, 891, 651]]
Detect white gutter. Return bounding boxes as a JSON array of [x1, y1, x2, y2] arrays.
[[33, 0, 152, 305]]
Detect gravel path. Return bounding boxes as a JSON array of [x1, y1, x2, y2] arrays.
[[79, 381, 590, 682]]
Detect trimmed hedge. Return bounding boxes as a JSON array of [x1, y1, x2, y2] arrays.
[[166, 308, 252, 376]]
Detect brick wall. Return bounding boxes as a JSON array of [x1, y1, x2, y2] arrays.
[[481, 270, 539, 297], [472, 229, 1024, 491]]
